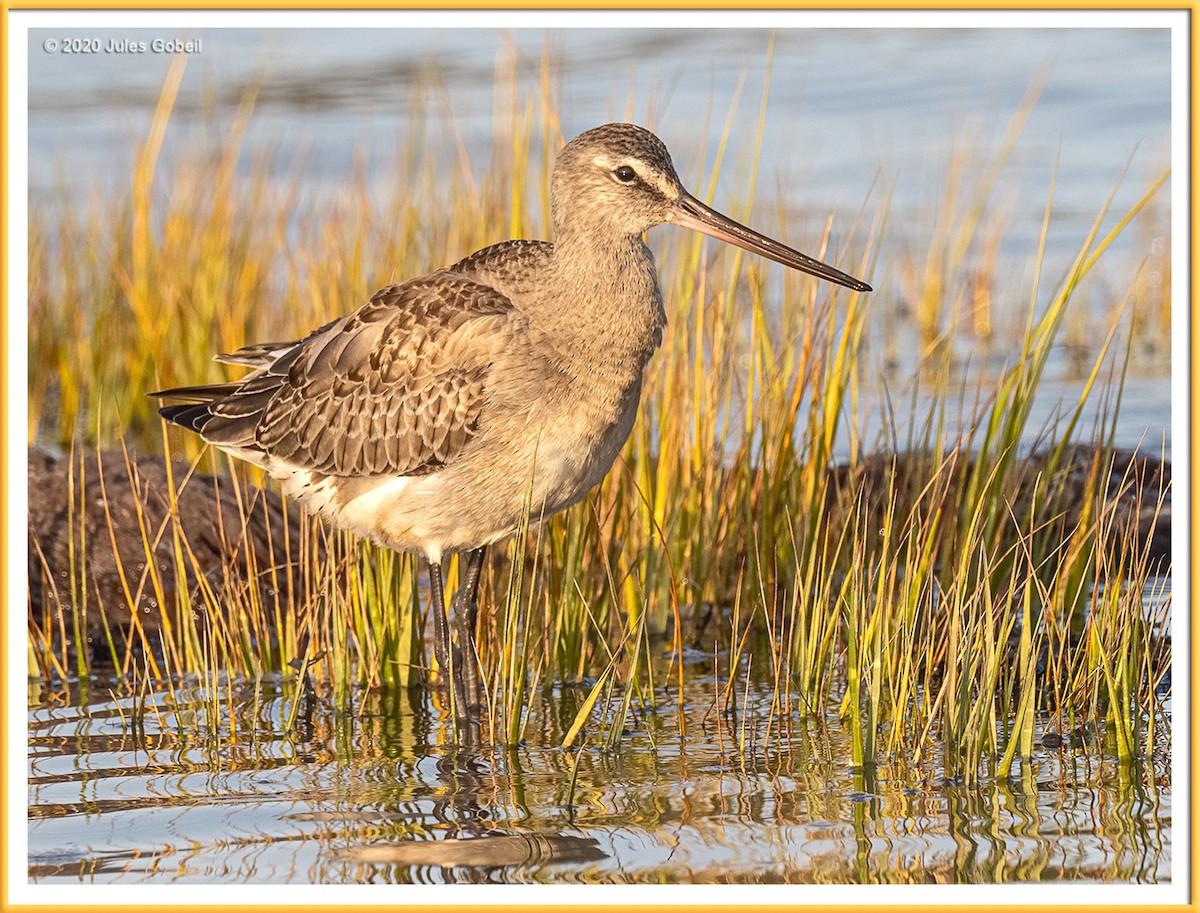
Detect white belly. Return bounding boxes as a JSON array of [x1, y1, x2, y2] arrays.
[[247, 373, 642, 564]]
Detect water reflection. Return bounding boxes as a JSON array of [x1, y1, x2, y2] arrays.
[[27, 674, 1170, 884]]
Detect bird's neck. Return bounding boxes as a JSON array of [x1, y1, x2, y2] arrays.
[[534, 231, 666, 378]]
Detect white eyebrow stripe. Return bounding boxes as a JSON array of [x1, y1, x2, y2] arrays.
[[592, 154, 651, 172], [593, 155, 680, 198]]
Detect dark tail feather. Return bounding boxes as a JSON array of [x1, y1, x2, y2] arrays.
[[152, 382, 265, 448], [158, 402, 215, 433], [151, 383, 231, 431]]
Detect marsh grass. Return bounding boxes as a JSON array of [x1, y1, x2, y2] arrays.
[[27, 63, 1171, 780]]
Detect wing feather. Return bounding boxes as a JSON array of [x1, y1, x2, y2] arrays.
[[159, 272, 521, 479]]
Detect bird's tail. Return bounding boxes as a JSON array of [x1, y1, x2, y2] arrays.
[[149, 383, 235, 433]]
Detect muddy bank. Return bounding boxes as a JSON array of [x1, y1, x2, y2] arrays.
[[27, 443, 1169, 640], [825, 444, 1171, 563], [27, 447, 309, 642]]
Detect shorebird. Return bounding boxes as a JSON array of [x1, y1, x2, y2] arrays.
[[153, 123, 871, 736]]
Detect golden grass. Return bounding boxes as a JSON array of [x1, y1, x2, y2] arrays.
[[27, 64, 1171, 780]]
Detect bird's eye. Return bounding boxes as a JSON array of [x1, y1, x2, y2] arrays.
[[614, 165, 637, 183]]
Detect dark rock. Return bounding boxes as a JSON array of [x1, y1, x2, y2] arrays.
[[27, 446, 310, 639], [825, 444, 1170, 564]]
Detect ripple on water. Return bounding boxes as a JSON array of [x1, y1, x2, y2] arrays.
[[25, 673, 1172, 885]]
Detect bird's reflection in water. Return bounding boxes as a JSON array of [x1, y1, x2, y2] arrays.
[[283, 707, 607, 882], [324, 750, 606, 882], [331, 832, 606, 869]]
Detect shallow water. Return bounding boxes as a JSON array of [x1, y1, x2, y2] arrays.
[[23, 20, 1176, 451], [26, 22, 1172, 230], [23, 20, 1176, 452], [28, 660, 1171, 885]]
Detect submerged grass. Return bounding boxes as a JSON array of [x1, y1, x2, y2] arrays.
[[27, 61, 1171, 782]]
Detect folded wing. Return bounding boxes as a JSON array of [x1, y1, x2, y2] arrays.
[[156, 274, 520, 479]]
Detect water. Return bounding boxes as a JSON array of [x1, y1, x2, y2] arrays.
[[28, 668, 1170, 885], [23, 22, 1176, 451], [26, 23, 1172, 219]]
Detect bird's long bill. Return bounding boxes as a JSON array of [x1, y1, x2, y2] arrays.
[[672, 193, 872, 292]]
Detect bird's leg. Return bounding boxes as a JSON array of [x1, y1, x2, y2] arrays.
[[427, 561, 465, 724], [450, 547, 487, 717]]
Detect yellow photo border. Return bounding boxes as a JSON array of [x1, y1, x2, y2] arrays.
[[2, 3, 1191, 909]]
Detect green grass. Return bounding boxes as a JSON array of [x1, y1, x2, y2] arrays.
[[27, 63, 1171, 779]]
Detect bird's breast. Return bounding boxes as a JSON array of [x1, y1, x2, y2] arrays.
[[515, 363, 645, 518]]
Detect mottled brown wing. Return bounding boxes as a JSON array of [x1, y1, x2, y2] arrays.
[[201, 274, 519, 478]]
